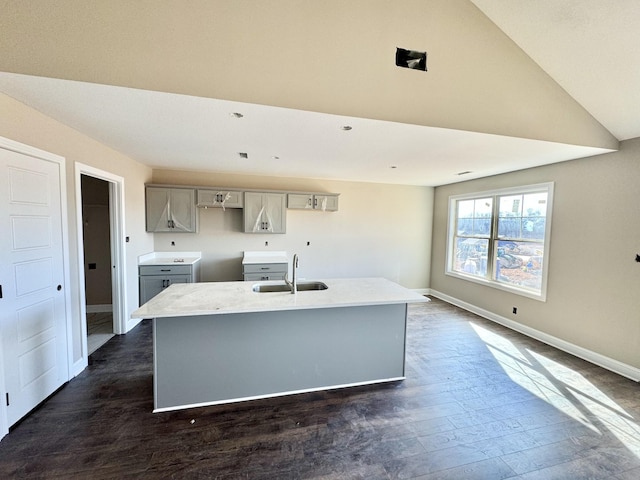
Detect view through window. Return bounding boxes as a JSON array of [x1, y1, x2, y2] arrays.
[[447, 183, 553, 300]]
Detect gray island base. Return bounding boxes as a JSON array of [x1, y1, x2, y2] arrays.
[[132, 277, 428, 412]]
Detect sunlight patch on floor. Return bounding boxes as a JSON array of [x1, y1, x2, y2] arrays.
[[469, 321, 640, 458]]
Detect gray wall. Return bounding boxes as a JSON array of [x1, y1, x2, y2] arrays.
[[430, 138, 640, 371]]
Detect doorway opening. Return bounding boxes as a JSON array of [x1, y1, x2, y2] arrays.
[[75, 164, 126, 364], [81, 175, 114, 354]]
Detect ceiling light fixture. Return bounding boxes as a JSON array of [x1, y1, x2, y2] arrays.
[[341, 125, 352, 131], [390, 165, 398, 169], [239, 152, 248, 159], [230, 112, 244, 118]]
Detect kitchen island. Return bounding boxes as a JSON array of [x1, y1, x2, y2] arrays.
[[131, 277, 428, 412]]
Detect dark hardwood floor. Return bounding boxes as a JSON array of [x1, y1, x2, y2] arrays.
[[1, 297, 639, 479]]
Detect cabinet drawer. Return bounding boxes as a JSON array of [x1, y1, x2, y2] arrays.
[[242, 263, 288, 274], [139, 264, 193, 276], [243, 273, 287, 281]]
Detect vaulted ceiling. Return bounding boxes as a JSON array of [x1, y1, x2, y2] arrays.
[[1, 0, 636, 186]]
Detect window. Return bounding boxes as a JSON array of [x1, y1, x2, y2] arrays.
[[446, 183, 554, 300]]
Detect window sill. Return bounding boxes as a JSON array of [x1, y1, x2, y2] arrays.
[[445, 270, 547, 302]]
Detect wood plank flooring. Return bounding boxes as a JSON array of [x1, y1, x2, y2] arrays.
[[86, 312, 115, 355], [1, 297, 639, 479]]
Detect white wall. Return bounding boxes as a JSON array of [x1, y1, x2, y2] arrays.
[[0, 93, 154, 366], [151, 170, 433, 290], [430, 138, 640, 373]]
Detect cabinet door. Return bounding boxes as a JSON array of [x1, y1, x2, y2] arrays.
[[146, 187, 171, 232], [139, 276, 165, 305], [139, 274, 191, 305], [169, 189, 197, 232], [243, 192, 264, 232], [314, 195, 339, 211], [287, 193, 314, 209], [262, 193, 286, 233], [146, 187, 196, 232]]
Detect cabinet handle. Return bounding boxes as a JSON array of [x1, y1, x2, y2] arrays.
[[260, 267, 270, 270], [312, 198, 316, 207], [160, 269, 170, 272]]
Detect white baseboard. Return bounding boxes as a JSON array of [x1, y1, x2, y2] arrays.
[[72, 357, 88, 378], [126, 316, 143, 333], [86, 304, 113, 313], [429, 289, 640, 382]]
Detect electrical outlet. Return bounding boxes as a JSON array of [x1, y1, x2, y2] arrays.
[[512, 307, 518, 314]]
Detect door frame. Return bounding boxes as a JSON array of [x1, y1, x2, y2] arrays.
[[74, 164, 127, 367], [0, 136, 73, 441]]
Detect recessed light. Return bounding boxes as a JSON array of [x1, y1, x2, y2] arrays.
[[230, 112, 244, 118], [341, 125, 352, 131]]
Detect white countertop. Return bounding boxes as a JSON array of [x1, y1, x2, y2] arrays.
[[138, 251, 202, 266], [242, 250, 288, 265], [131, 277, 428, 319]]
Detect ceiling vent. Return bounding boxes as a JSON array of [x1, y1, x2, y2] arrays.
[[396, 48, 427, 71]]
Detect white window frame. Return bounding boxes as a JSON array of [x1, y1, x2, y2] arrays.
[[445, 182, 554, 301]]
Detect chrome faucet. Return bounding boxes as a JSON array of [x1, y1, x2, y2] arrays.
[[284, 253, 299, 294]]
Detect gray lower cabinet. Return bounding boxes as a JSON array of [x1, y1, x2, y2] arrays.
[[243, 192, 286, 233], [243, 262, 288, 281], [139, 264, 197, 305]]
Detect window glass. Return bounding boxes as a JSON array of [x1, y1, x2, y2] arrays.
[[495, 240, 545, 292], [452, 237, 488, 278], [498, 192, 548, 241], [457, 198, 492, 236], [447, 184, 553, 300]]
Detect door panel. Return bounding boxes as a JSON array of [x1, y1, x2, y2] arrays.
[[1, 147, 68, 427]]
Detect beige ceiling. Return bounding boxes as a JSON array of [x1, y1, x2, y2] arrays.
[[471, 0, 640, 141], [1, 0, 634, 186]]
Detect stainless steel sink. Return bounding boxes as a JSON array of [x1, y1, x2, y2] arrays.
[[252, 281, 328, 293]]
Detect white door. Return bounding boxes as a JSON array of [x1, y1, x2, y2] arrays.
[[0, 147, 69, 427]]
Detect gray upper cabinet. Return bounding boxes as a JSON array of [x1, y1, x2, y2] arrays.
[[146, 187, 197, 233], [243, 192, 286, 233], [288, 193, 339, 211], [197, 189, 244, 209]]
